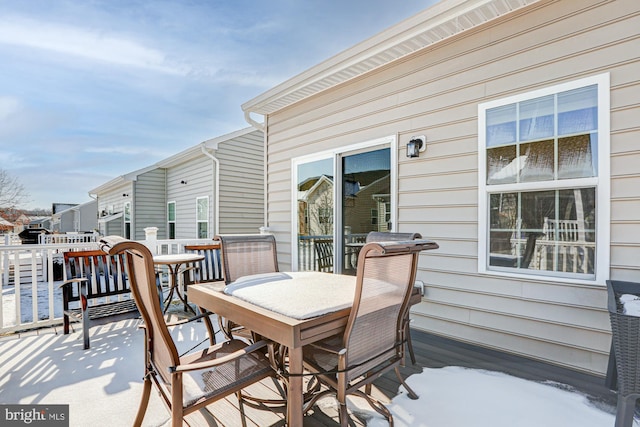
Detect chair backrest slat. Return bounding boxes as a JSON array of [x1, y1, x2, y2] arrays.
[[63, 250, 129, 302], [214, 234, 278, 284], [184, 243, 223, 282]]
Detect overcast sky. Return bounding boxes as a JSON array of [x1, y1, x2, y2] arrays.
[[0, 0, 436, 210]]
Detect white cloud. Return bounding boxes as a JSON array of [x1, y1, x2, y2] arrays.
[[84, 146, 151, 156], [0, 16, 190, 75], [0, 96, 22, 121]]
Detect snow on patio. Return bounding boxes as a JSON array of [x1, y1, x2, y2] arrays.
[[0, 317, 630, 427]]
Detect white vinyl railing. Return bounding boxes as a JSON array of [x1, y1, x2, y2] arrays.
[[39, 232, 100, 244], [0, 237, 212, 334], [0, 233, 366, 334]]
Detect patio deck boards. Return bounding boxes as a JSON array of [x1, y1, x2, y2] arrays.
[[177, 328, 617, 426], [2, 310, 617, 426]]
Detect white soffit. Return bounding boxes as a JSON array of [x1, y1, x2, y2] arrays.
[[242, 0, 540, 116]]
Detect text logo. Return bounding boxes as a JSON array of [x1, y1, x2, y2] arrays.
[[1, 405, 69, 426]]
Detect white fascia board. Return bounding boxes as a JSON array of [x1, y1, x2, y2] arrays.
[[242, 0, 540, 116], [202, 126, 258, 150], [88, 165, 156, 195], [156, 127, 258, 168]]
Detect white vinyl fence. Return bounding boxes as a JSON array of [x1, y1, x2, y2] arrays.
[[0, 237, 212, 334]]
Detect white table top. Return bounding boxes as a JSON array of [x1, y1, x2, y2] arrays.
[[224, 271, 356, 320], [152, 253, 204, 265]]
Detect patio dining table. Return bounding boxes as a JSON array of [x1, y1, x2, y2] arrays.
[[153, 253, 205, 314], [188, 270, 357, 426]]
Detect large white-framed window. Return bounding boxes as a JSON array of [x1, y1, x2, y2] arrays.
[[123, 201, 131, 239], [291, 135, 397, 273], [196, 196, 209, 239], [478, 73, 610, 284], [167, 201, 176, 239]]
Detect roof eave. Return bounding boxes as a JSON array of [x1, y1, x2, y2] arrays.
[[242, 0, 540, 117]]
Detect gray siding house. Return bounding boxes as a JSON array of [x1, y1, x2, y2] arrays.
[[241, 0, 639, 377], [51, 199, 98, 233], [89, 127, 264, 240]]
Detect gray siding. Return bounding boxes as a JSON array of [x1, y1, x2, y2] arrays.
[[77, 200, 98, 232], [217, 130, 265, 234], [97, 183, 131, 237], [262, 0, 639, 375], [167, 156, 213, 239], [133, 169, 166, 240]]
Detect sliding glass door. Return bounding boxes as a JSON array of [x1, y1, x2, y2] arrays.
[[293, 138, 394, 274], [340, 147, 391, 274]]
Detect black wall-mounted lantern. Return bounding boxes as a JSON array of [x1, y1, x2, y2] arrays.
[[406, 136, 426, 158], [122, 193, 129, 197], [180, 180, 187, 185]]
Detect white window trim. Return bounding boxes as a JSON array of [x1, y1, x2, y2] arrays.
[[196, 196, 209, 238], [477, 73, 610, 285], [290, 135, 398, 271], [167, 201, 176, 238], [123, 201, 132, 239]]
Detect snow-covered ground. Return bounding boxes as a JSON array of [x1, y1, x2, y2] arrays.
[[1, 281, 65, 327]]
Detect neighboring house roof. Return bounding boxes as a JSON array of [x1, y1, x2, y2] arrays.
[[0, 217, 14, 227], [242, 0, 539, 117], [298, 175, 333, 202], [89, 126, 260, 196], [88, 164, 158, 196], [52, 199, 97, 220], [98, 212, 123, 223], [29, 217, 51, 225], [155, 126, 258, 168]]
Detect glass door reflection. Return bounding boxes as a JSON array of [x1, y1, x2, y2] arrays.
[[296, 158, 334, 272], [340, 148, 391, 275]]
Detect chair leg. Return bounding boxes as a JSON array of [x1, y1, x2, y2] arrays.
[[394, 366, 418, 400], [615, 394, 638, 427], [405, 323, 416, 365], [171, 374, 184, 427], [353, 390, 394, 426], [234, 391, 249, 427], [80, 281, 90, 350], [338, 401, 349, 427], [200, 308, 216, 345], [133, 377, 152, 427], [63, 313, 70, 335]]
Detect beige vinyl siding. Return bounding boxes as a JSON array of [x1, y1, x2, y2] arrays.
[[217, 130, 265, 234], [133, 169, 166, 240], [167, 156, 213, 239], [263, 0, 639, 375]]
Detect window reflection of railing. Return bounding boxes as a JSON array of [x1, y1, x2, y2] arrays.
[[509, 239, 595, 274], [297, 234, 367, 272], [508, 218, 595, 275]]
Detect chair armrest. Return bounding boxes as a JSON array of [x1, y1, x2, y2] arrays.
[[165, 310, 213, 327], [171, 339, 270, 373], [58, 277, 88, 289], [307, 340, 346, 355]]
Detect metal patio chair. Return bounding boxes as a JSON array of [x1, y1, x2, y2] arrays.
[[302, 239, 439, 426], [366, 231, 425, 364], [99, 236, 278, 427], [214, 234, 279, 340]]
